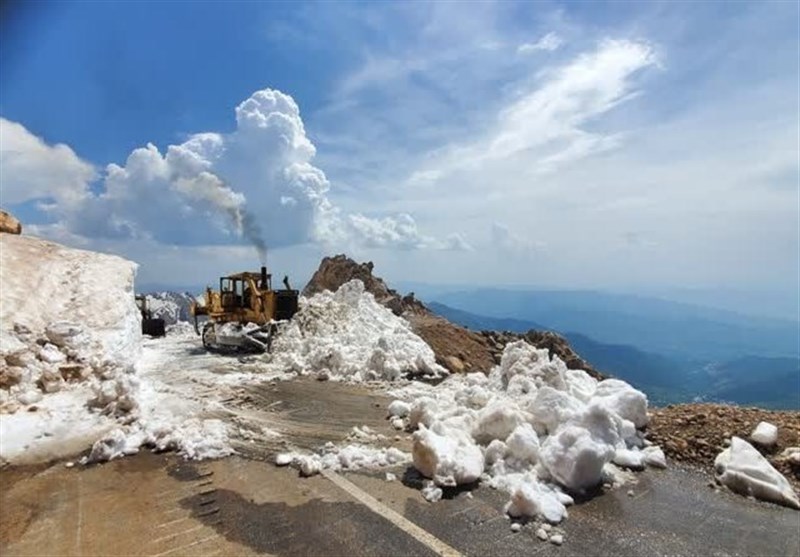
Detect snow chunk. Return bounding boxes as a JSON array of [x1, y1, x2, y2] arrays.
[[714, 437, 799, 509], [422, 481, 443, 502], [612, 448, 645, 470], [413, 424, 484, 486], [505, 423, 540, 463], [45, 322, 86, 349], [38, 343, 66, 364], [409, 397, 439, 429], [505, 481, 568, 524], [565, 368, 597, 403], [751, 421, 778, 446], [540, 424, 615, 491], [642, 446, 667, 469], [0, 333, 26, 358], [591, 379, 648, 428], [474, 402, 524, 444], [528, 386, 583, 435], [388, 400, 411, 418]]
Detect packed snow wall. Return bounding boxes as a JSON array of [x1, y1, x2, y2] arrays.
[[0, 234, 141, 412]]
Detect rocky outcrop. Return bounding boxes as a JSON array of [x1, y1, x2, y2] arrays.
[[303, 255, 426, 316], [0, 209, 22, 234], [303, 255, 602, 378]]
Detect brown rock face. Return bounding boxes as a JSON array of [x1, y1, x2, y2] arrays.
[[303, 254, 601, 378], [0, 210, 22, 235]]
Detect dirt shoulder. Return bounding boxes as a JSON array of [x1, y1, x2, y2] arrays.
[[647, 403, 800, 490]]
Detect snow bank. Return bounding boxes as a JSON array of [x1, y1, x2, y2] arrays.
[[266, 280, 446, 381], [0, 235, 141, 415], [0, 235, 143, 463], [714, 437, 799, 509], [389, 340, 660, 524]]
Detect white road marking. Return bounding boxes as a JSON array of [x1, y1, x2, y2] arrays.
[[150, 533, 220, 557], [321, 470, 462, 557], [151, 523, 205, 545]]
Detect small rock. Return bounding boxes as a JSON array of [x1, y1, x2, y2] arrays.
[[541, 523, 552, 532], [536, 528, 548, 541], [550, 534, 564, 545], [511, 523, 522, 533], [627, 490, 635, 497], [65, 462, 74, 468]]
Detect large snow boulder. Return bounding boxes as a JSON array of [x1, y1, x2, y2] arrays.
[[413, 424, 484, 486], [714, 437, 799, 509], [540, 424, 616, 491], [591, 379, 649, 428]]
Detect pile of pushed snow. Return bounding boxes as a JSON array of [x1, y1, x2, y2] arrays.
[[87, 418, 233, 463], [715, 436, 799, 509], [388, 340, 665, 524], [266, 280, 446, 381], [0, 235, 141, 415], [276, 426, 410, 476]]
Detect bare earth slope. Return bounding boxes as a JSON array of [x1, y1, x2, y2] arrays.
[[648, 403, 800, 490]]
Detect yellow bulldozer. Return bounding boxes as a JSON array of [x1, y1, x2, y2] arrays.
[[190, 266, 299, 352]]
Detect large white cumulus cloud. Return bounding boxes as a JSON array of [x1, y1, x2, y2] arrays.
[[4, 89, 458, 253], [0, 118, 97, 206]]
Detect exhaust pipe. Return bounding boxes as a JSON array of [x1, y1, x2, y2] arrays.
[[261, 266, 268, 289]]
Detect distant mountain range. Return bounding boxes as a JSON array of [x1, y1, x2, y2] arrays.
[[140, 291, 196, 325], [431, 289, 799, 360], [427, 301, 800, 410]]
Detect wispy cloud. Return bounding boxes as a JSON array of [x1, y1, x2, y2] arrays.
[[407, 39, 657, 186], [517, 32, 563, 54]]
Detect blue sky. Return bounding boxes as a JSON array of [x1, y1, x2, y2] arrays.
[[1, 1, 798, 319]]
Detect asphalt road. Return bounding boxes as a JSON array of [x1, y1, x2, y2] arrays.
[[2, 452, 798, 557]]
